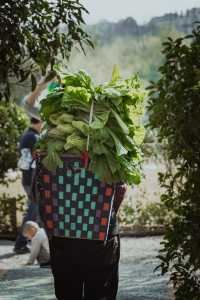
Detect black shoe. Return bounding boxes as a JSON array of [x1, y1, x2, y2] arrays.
[[14, 246, 30, 255], [40, 261, 51, 268]]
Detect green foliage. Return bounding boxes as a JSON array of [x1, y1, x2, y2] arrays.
[[0, 102, 28, 185], [148, 25, 200, 299], [87, 14, 197, 45], [141, 128, 164, 159], [68, 27, 182, 84], [0, 0, 92, 99], [42, 140, 64, 171], [38, 69, 146, 185], [119, 201, 135, 225], [118, 200, 172, 226], [134, 201, 172, 226], [0, 193, 25, 234]]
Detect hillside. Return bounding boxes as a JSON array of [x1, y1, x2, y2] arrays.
[[88, 7, 200, 43], [67, 7, 200, 84]]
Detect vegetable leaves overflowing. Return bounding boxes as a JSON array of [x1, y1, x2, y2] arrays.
[[38, 69, 146, 185]]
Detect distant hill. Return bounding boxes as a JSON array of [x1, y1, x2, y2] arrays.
[[88, 7, 200, 42]]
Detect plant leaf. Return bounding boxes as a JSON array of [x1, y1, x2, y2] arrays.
[[108, 128, 128, 156], [111, 109, 129, 135], [109, 65, 121, 85]]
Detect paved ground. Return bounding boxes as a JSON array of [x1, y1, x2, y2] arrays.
[[0, 237, 170, 300]]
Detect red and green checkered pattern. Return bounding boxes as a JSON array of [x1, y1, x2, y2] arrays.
[[36, 155, 114, 242]]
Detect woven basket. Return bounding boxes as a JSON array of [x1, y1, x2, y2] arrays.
[[35, 154, 115, 242]]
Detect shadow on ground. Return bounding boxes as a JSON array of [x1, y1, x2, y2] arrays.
[[0, 237, 170, 300], [0, 253, 17, 260]]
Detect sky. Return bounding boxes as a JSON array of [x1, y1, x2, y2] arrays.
[[82, 0, 200, 24]]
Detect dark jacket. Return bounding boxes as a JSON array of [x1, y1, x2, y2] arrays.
[[19, 127, 39, 186]]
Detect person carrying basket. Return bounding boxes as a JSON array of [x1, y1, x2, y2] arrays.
[[32, 68, 144, 300]]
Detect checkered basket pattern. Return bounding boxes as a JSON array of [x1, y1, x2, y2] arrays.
[[35, 154, 115, 242]]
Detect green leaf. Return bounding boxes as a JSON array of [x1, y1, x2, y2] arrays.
[[134, 126, 145, 145], [42, 151, 63, 171], [62, 70, 93, 91], [64, 86, 91, 103], [89, 157, 113, 183], [109, 65, 121, 85], [111, 109, 129, 135], [107, 128, 128, 156], [106, 152, 118, 174], [90, 117, 104, 129], [40, 91, 63, 121], [95, 111, 110, 125], [92, 143, 109, 155]]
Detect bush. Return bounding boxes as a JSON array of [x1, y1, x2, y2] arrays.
[[0, 193, 25, 234], [118, 199, 172, 227], [118, 201, 135, 225], [0, 101, 27, 185], [134, 201, 172, 226], [148, 25, 200, 299], [0, 101, 27, 234]]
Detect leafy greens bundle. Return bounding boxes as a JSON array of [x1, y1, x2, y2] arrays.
[[37, 67, 145, 185]]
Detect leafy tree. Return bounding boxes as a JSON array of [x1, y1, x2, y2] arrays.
[[0, 102, 28, 185], [0, 0, 92, 173], [148, 25, 200, 299], [0, 1, 92, 233], [0, 0, 92, 100], [68, 27, 182, 84], [0, 102, 27, 233]]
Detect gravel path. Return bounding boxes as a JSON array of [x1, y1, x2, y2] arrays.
[[0, 237, 170, 300]]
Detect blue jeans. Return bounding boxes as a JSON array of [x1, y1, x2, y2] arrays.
[[14, 185, 39, 249]]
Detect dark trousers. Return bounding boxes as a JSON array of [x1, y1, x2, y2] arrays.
[[49, 235, 120, 300], [14, 185, 39, 249]]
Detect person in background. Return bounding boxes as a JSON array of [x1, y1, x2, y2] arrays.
[[14, 116, 42, 254], [23, 221, 50, 267], [14, 71, 57, 254], [22, 70, 58, 121]]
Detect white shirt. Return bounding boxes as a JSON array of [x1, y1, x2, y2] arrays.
[[28, 228, 50, 265]]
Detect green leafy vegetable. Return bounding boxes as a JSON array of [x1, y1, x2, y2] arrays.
[[111, 109, 129, 135], [42, 140, 64, 171], [37, 68, 145, 185], [57, 113, 74, 124]]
